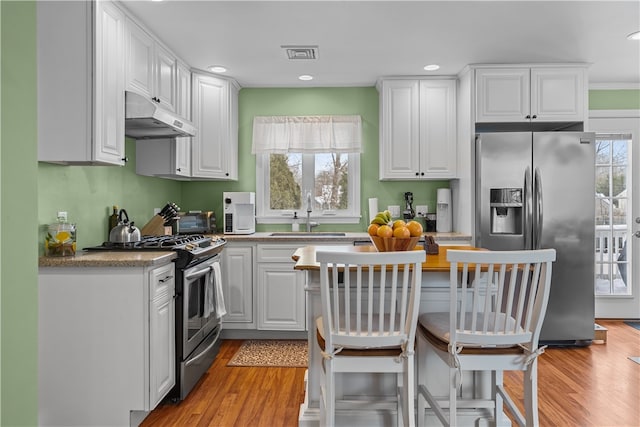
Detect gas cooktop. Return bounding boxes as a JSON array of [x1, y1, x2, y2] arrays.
[[84, 234, 226, 267]]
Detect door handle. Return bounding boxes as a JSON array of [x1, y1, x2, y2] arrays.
[[524, 166, 532, 250], [534, 167, 543, 249]]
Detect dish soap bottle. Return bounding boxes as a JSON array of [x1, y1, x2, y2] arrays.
[[45, 211, 76, 257], [291, 212, 300, 232]]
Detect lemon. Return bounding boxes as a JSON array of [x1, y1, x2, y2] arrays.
[[56, 231, 71, 242]]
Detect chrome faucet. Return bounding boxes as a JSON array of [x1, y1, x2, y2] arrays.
[[306, 192, 319, 232]]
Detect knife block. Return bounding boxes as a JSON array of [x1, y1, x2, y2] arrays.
[[141, 215, 166, 236]]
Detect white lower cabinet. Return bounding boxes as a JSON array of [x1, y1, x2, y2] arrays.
[[149, 263, 176, 408], [38, 261, 175, 427], [257, 245, 306, 331], [221, 244, 255, 326]]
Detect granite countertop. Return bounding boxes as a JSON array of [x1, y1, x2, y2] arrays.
[[220, 231, 471, 243], [39, 250, 177, 268]]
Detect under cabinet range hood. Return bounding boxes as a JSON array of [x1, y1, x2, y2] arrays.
[[124, 91, 197, 139]]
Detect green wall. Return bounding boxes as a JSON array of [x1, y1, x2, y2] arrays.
[[1, 1, 639, 423], [181, 87, 449, 232], [38, 139, 182, 250], [1, 2, 38, 425], [590, 89, 640, 110]]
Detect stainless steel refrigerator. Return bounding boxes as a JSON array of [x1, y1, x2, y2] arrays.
[[475, 132, 595, 345]]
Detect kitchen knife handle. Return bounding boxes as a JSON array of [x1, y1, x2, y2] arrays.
[[524, 166, 532, 250], [534, 167, 543, 249]]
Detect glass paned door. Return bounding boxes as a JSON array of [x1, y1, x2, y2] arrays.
[[595, 134, 631, 295], [591, 115, 639, 320]]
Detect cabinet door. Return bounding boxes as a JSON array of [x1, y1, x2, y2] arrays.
[[191, 73, 238, 180], [419, 80, 457, 178], [531, 67, 585, 122], [93, 0, 126, 165], [174, 62, 192, 177], [155, 44, 177, 112], [475, 68, 530, 123], [257, 264, 305, 330], [221, 245, 254, 324], [149, 264, 175, 407], [379, 80, 421, 179], [124, 17, 153, 98]]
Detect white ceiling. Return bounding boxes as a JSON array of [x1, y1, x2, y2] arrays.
[[121, 0, 640, 88]]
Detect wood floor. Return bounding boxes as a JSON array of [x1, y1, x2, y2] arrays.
[[141, 320, 640, 426]]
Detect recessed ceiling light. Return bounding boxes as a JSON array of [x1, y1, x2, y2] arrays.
[[423, 64, 440, 71], [627, 31, 640, 40], [208, 66, 227, 73], [151, 0, 163, 2], [298, 75, 314, 81]]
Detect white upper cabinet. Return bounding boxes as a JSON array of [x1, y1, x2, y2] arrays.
[[475, 66, 586, 123], [124, 17, 177, 113], [191, 72, 239, 180], [136, 60, 192, 180], [37, 0, 126, 165], [379, 78, 457, 180]]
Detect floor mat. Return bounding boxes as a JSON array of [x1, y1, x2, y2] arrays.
[[624, 321, 640, 330], [227, 339, 308, 367]]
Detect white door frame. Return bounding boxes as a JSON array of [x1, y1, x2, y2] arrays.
[[589, 110, 640, 319]]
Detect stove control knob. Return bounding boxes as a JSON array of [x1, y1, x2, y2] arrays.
[[185, 243, 195, 250]]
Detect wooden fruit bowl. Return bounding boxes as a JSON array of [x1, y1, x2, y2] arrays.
[[370, 236, 420, 252]]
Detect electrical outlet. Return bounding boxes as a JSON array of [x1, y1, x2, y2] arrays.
[[415, 205, 429, 217]]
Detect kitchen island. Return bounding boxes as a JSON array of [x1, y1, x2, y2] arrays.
[[292, 244, 502, 427]]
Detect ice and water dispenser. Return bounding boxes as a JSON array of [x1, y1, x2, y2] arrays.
[[489, 188, 523, 234]]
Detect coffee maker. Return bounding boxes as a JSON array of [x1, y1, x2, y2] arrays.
[[436, 188, 452, 232], [402, 192, 415, 220]]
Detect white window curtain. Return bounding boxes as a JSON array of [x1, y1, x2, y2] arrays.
[[251, 115, 362, 154]]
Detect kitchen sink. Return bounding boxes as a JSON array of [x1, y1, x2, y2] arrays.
[[269, 232, 347, 237]]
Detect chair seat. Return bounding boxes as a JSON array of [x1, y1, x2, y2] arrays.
[[316, 317, 403, 357], [418, 323, 525, 356], [418, 312, 526, 350]]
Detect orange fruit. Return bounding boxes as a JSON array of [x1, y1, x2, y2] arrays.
[[392, 219, 406, 229], [393, 226, 410, 239], [406, 220, 423, 237], [367, 223, 380, 237], [377, 225, 393, 238]]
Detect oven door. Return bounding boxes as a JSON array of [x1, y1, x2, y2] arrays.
[[182, 255, 221, 359]]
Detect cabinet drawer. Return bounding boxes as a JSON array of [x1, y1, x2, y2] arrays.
[[150, 263, 175, 299], [256, 245, 299, 263]]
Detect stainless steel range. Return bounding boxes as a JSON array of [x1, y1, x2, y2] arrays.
[[86, 234, 226, 401]]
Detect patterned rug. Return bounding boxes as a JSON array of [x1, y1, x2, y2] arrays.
[[227, 340, 308, 367]]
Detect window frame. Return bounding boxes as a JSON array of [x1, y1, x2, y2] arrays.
[[256, 152, 361, 224]]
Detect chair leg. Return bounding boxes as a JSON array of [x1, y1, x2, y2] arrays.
[[494, 370, 504, 425], [416, 335, 427, 427], [524, 359, 539, 426], [403, 354, 416, 427], [321, 358, 336, 427], [449, 366, 457, 427]]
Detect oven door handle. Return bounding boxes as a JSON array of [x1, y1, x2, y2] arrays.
[[185, 328, 221, 367], [184, 265, 213, 281]]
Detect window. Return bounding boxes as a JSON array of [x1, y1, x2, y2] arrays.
[[252, 115, 362, 224], [595, 133, 631, 296], [256, 152, 360, 224]]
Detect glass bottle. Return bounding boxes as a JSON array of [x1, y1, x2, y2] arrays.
[[108, 205, 119, 238], [45, 211, 76, 257]]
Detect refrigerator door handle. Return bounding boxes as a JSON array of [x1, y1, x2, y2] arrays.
[[524, 166, 533, 250], [534, 167, 543, 249]]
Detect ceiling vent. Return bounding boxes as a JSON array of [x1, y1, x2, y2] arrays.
[[282, 45, 318, 60]]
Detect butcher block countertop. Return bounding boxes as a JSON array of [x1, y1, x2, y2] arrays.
[[39, 250, 177, 268], [292, 245, 484, 272]]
